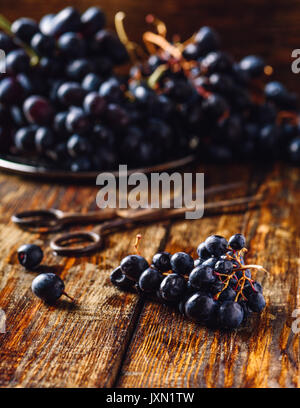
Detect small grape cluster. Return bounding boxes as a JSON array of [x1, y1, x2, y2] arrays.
[[110, 234, 267, 330]]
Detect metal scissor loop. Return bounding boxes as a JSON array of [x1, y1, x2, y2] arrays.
[[11, 208, 118, 233]]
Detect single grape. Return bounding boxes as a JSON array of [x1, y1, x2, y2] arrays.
[[138, 267, 163, 292], [152, 252, 171, 272], [18, 244, 43, 269], [185, 292, 217, 323], [218, 300, 244, 329], [204, 235, 228, 257], [110, 266, 134, 290], [170, 252, 194, 275], [120, 255, 149, 281], [159, 273, 186, 302]]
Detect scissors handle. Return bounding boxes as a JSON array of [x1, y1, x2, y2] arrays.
[[11, 209, 65, 232], [50, 195, 261, 257], [50, 230, 103, 256]]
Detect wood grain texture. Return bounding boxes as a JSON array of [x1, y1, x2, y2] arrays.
[[0, 173, 169, 387], [116, 163, 300, 388]]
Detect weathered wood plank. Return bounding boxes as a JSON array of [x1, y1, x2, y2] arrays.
[[116, 164, 300, 388], [0, 173, 168, 387], [0, 0, 300, 389]]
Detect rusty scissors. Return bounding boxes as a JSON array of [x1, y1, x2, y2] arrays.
[[11, 182, 261, 257]]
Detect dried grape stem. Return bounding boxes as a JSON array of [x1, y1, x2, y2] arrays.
[[62, 291, 75, 302], [143, 32, 182, 60], [147, 64, 168, 88], [146, 14, 167, 38], [115, 11, 147, 62]]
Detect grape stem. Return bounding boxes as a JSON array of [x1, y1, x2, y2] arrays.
[[62, 291, 75, 302], [134, 233, 142, 256], [214, 246, 268, 302], [114, 11, 147, 63], [143, 32, 182, 60]]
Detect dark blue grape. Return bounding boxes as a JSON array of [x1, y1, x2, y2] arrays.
[[185, 292, 217, 323], [194, 26, 220, 55], [6, 49, 30, 74], [159, 273, 186, 302], [35, 127, 55, 152], [11, 17, 39, 43], [120, 255, 149, 281], [70, 156, 92, 172], [49, 7, 81, 37], [197, 242, 212, 259], [66, 108, 91, 134], [58, 32, 85, 59], [57, 82, 87, 106], [81, 7, 106, 36], [23, 95, 54, 125], [82, 73, 102, 92], [31, 273, 65, 304], [228, 233, 246, 250], [110, 266, 134, 290], [214, 258, 233, 274], [170, 252, 194, 275], [99, 77, 122, 102], [218, 300, 244, 329], [14, 126, 36, 151], [138, 267, 163, 292], [247, 292, 266, 313], [66, 59, 94, 81], [67, 134, 91, 157], [31, 33, 56, 56], [83, 92, 106, 116], [18, 244, 43, 269], [205, 235, 228, 257], [239, 55, 265, 78], [152, 252, 171, 272], [288, 137, 300, 163], [189, 263, 217, 289]]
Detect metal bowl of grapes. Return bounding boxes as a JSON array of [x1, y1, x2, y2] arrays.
[[0, 6, 299, 180]]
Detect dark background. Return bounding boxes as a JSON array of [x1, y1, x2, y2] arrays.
[[1, 0, 300, 92]]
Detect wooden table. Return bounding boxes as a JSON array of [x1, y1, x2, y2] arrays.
[[0, 162, 299, 388], [0, 0, 300, 389]]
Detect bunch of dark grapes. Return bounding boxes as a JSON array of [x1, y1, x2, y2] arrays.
[[0, 7, 132, 171], [0, 8, 299, 171], [129, 25, 300, 165], [110, 233, 267, 330]]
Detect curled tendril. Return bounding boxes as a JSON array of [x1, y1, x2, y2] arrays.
[[114, 11, 147, 63], [145, 14, 167, 38]]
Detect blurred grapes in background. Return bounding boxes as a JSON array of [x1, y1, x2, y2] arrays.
[[2, 0, 299, 91]]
